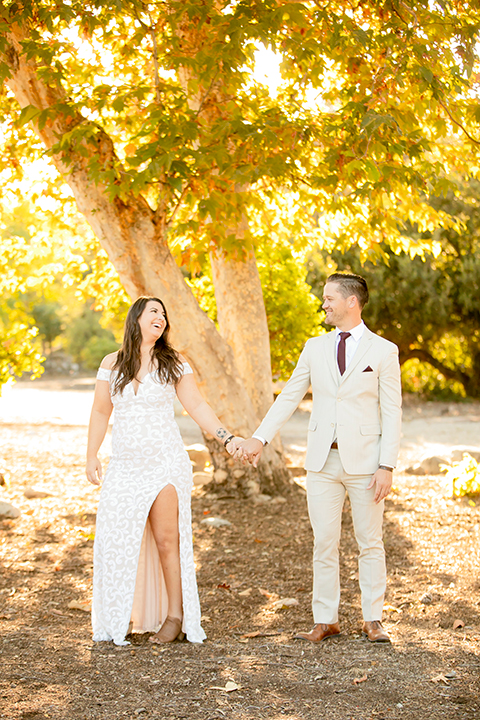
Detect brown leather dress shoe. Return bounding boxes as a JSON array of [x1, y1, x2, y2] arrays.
[[294, 622, 341, 642], [362, 620, 390, 643]]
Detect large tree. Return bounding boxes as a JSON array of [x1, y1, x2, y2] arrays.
[[1, 0, 480, 491]]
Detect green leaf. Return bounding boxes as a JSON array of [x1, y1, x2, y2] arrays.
[[16, 105, 41, 127], [419, 66, 434, 83]]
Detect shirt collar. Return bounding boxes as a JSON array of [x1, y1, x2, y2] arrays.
[[335, 320, 365, 341]]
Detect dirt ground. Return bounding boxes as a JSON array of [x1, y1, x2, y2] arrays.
[[0, 383, 479, 720]]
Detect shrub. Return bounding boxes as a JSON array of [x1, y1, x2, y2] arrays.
[[81, 335, 119, 371], [443, 453, 480, 498]]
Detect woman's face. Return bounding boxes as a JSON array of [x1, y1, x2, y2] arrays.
[[137, 300, 167, 342]]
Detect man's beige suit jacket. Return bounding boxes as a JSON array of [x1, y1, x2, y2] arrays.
[[255, 327, 402, 475]]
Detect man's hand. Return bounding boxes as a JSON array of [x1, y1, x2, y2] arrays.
[[367, 468, 392, 504], [233, 438, 264, 468]]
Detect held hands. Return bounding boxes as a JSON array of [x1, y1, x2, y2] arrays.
[[367, 468, 392, 504], [232, 437, 264, 468], [224, 437, 245, 456], [86, 457, 103, 486]]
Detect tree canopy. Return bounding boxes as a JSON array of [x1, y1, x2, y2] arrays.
[[2, 0, 480, 488], [2, 1, 480, 254]]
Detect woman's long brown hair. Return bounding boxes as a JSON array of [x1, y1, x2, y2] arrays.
[[111, 297, 183, 395]]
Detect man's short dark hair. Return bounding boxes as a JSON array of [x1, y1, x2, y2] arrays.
[[326, 272, 369, 309]]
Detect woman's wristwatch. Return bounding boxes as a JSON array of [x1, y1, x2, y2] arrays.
[[223, 434, 235, 447]]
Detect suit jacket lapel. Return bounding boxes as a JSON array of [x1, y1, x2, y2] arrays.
[[340, 328, 373, 384]]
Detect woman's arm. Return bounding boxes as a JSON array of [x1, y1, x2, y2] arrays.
[[86, 356, 116, 485], [175, 372, 242, 451]]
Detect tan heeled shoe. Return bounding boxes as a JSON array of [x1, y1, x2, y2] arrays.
[[149, 616, 185, 644]]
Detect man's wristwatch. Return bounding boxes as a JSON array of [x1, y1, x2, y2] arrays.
[[378, 465, 394, 472]]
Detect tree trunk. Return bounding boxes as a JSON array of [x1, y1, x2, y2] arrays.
[[2, 19, 290, 494], [210, 249, 275, 420], [210, 248, 287, 486], [464, 346, 480, 399]]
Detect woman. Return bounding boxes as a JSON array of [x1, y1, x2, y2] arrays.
[[86, 297, 242, 646]]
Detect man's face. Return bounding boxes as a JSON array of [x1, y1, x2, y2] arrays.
[[322, 282, 352, 327]]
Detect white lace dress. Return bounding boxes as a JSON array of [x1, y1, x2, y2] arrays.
[[92, 364, 206, 646]]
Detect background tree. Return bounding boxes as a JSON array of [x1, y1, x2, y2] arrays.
[[307, 178, 480, 399], [0, 233, 44, 390], [1, 0, 480, 490], [0, 196, 123, 376]]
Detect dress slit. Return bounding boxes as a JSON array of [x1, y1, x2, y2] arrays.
[[130, 482, 178, 634]]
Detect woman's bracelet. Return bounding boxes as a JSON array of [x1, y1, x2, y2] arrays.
[[223, 434, 235, 447]]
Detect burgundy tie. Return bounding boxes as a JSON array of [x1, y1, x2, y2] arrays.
[[337, 332, 351, 375]]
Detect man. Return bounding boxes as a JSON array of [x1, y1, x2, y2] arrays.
[[238, 273, 402, 643]]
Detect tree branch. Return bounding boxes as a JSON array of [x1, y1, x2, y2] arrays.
[[437, 98, 480, 145], [194, 69, 221, 118], [147, 10, 162, 105], [401, 346, 471, 388], [165, 182, 190, 226], [397, 0, 418, 28]]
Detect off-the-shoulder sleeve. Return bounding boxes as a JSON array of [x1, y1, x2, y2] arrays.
[[182, 362, 193, 375], [96, 367, 112, 381]]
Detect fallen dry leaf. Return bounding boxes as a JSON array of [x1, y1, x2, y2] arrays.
[[67, 600, 91, 612], [271, 597, 299, 611], [384, 604, 400, 613], [353, 674, 368, 685], [210, 681, 240, 692], [258, 588, 274, 599], [431, 674, 449, 684], [452, 618, 465, 630], [238, 588, 252, 597], [24, 487, 53, 499], [224, 681, 239, 692]]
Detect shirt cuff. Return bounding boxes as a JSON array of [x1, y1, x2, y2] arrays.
[[252, 434, 267, 446]]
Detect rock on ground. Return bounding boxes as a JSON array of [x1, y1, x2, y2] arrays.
[[0, 501, 21, 518]]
